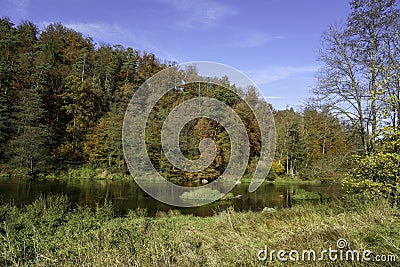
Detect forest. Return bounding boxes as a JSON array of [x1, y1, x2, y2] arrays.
[[0, 0, 399, 266], [0, 18, 353, 183], [0, 0, 398, 201]]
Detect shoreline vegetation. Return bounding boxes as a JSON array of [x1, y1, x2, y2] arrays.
[[0, 0, 400, 266], [0, 165, 324, 186], [0, 195, 398, 266], [0, 17, 352, 186], [2, 0, 399, 200]]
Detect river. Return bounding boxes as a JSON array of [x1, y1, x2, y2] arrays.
[[0, 178, 342, 216]]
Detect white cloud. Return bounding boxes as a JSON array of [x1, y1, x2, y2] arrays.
[[65, 22, 130, 43], [36, 21, 131, 44], [245, 65, 318, 85], [223, 29, 284, 48], [3, 0, 29, 17], [159, 0, 237, 29], [36, 21, 179, 61], [261, 96, 285, 99]]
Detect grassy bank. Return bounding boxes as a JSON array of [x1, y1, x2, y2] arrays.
[[1, 164, 326, 185], [0, 164, 132, 181], [240, 175, 321, 185], [46, 167, 132, 180], [271, 176, 321, 185], [1, 196, 399, 266]]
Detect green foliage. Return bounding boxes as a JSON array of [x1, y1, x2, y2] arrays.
[[0, 195, 399, 266], [220, 192, 235, 200], [0, 90, 10, 159], [179, 188, 223, 202], [0, 19, 166, 177], [263, 160, 285, 181], [273, 108, 352, 180], [344, 128, 400, 202], [64, 166, 97, 179], [57, 166, 130, 180], [314, 0, 400, 155], [292, 189, 328, 200], [58, 75, 103, 161], [83, 110, 126, 173], [0, 18, 363, 184], [271, 160, 285, 175], [7, 86, 52, 176]]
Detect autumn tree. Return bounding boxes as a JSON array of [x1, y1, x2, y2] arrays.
[[313, 0, 399, 154], [273, 108, 305, 176], [302, 108, 352, 180], [83, 109, 126, 173], [313, 0, 400, 196], [58, 75, 103, 161]]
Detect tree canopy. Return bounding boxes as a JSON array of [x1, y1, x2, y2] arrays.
[[2, 3, 397, 192]]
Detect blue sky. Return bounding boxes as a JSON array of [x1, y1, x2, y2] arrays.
[[1, 0, 351, 110]]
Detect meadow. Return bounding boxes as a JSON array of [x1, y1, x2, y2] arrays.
[[1, 195, 398, 266]]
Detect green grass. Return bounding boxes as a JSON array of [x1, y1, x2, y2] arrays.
[[292, 188, 330, 200], [0, 195, 399, 266], [180, 188, 223, 203], [45, 167, 132, 180], [272, 176, 321, 185], [241, 175, 320, 185]]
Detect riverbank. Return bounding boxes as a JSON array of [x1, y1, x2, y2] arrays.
[[1, 165, 330, 188], [1, 195, 398, 266], [0, 165, 132, 181], [240, 175, 322, 185]]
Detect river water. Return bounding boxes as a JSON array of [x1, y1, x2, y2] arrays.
[[0, 178, 342, 216]]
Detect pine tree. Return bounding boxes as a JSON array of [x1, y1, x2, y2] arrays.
[[0, 18, 20, 160], [8, 86, 51, 177]]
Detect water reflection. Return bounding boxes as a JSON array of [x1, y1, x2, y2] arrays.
[[0, 178, 342, 216]]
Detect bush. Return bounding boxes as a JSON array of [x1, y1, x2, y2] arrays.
[[344, 128, 400, 203], [266, 161, 285, 181]]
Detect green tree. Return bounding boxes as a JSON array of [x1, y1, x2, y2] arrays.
[[302, 108, 352, 180], [8, 85, 51, 177], [274, 108, 305, 177], [58, 75, 102, 161], [0, 90, 9, 159], [0, 18, 20, 159], [344, 127, 400, 203], [83, 109, 126, 173]]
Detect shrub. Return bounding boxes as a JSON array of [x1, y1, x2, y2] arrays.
[[344, 128, 400, 203]]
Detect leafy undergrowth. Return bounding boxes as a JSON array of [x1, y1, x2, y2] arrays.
[[0, 195, 399, 266]]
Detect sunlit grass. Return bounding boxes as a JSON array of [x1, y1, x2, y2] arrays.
[[241, 175, 321, 185], [0, 195, 398, 266]]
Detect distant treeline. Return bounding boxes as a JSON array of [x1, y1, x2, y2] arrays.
[[0, 18, 355, 181]]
